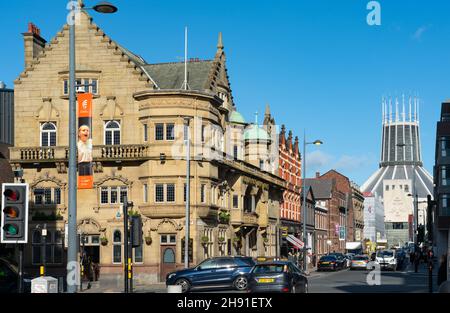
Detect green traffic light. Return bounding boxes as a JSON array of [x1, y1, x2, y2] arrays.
[[3, 224, 18, 235]]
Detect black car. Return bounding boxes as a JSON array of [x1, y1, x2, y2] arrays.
[[247, 261, 308, 293], [327, 253, 346, 269], [317, 255, 341, 271], [166, 256, 256, 293], [0, 258, 32, 293]]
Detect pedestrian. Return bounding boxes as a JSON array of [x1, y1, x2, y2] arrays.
[[414, 250, 420, 273], [437, 254, 448, 288], [410, 251, 415, 265], [312, 253, 317, 267]]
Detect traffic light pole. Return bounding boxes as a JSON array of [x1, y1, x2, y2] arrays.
[[18, 244, 24, 293], [123, 198, 129, 293], [129, 216, 133, 293]]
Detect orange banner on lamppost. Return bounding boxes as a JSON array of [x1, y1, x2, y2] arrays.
[[77, 93, 93, 189]]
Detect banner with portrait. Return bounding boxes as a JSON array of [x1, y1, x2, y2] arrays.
[[77, 93, 93, 189]]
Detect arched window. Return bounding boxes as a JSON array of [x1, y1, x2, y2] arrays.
[[105, 121, 121, 145], [113, 230, 122, 264], [41, 122, 57, 147]]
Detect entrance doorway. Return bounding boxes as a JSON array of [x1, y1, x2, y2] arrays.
[[80, 234, 101, 281], [160, 245, 176, 282]]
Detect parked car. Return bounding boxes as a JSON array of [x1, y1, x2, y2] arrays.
[[344, 254, 354, 267], [317, 255, 342, 271], [0, 258, 32, 293], [375, 250, 397, 271], [247, 261, 308, 293], [350, 255, 370, 270], [328, 253, 347, 269], [165, 256, 256, 293]]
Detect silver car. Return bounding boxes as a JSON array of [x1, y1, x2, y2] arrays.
[[350, 255, 369, 270]]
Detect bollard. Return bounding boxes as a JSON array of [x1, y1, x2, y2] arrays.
[[167, 285, 182, 293]]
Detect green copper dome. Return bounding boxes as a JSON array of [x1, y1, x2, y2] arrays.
[[244, 124, 270, 141], [229, 110, 246, 125]]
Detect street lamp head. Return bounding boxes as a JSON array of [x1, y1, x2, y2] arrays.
[[93, 2, 118, 14], [313, 140, 323, 146]]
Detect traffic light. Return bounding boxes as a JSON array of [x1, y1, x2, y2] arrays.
[[130, 215, 142, 248], [1, 183, 29, 243]]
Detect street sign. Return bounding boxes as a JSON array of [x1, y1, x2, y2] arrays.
[[280, 226, 288, 237], [286, 236, 302, 249], [287, 235, 304, 249]]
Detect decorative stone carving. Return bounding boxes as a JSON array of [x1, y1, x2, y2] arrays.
[[34, 97, 60, 120], [99, 96, 124, 119], [150, 218, 183, 232], [30, 173, 66, 189], [77, 217, 106, 234]]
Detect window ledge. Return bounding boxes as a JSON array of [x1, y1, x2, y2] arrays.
[[60, 95, 101, 100]]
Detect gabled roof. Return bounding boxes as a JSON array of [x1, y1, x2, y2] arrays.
[[142, 61, 214, 91], [304, 178, 333, 199]]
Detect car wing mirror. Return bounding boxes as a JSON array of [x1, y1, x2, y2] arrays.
[[196, 266, 202, 271]]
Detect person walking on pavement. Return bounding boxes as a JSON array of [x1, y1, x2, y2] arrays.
[[410, 251, 415, 265], [437, 254, 448, 288], [414, 250, 420, 273]]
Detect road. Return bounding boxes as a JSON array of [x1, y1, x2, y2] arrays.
[[81, 260, 438, 293], [308, 262, 435, 293]]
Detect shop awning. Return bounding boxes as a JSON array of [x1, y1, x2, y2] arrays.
[[345, 242, 362, 250]]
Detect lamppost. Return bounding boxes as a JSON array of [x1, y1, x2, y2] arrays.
[[397, 142, 417, 250], [66, 1, 117, 293], [184, 117, 192, 268], [302, 131, 323, 272]]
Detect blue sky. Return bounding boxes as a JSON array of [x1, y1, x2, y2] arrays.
[[0, 0, 448, 185]]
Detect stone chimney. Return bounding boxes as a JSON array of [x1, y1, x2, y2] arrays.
[[316, 172, 321, 178], [22, 23, 47, 69]]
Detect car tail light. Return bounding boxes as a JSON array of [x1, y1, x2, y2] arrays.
[[331, 262, 336, 264], [282, 287, 290, 292]]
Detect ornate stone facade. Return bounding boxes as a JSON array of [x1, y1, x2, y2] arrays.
[[11, 12, 284, 282]]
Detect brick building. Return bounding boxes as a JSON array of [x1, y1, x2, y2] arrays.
[[277, 124, 302, 256], [318, 170, 355, 251]]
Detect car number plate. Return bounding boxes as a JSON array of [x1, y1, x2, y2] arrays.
[[322, 262, 330, 264], [258, 278, 275, 283]]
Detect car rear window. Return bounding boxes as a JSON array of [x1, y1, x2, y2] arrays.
[[320, 256, 336, 261], [253, 265, 285, 274], [234, 257, 255, 267], [353, 256, 368, 261]]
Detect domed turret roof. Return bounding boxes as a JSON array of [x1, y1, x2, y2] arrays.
[[244, 124, 270, 141], [229, 110, 246, 125]]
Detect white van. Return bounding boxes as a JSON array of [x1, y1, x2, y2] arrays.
[[375, 250, 397, 271]]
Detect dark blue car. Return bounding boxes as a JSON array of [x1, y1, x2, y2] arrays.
[[166, 256, 256, 293]]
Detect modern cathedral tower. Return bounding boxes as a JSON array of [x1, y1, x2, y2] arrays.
[[361, 96, 433, 247]]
